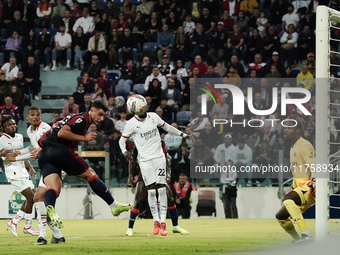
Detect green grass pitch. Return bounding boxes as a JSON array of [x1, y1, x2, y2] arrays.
[[0, 219, 338, 255]]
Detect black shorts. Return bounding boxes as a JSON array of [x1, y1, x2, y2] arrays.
[[38, 146, 88, 179]]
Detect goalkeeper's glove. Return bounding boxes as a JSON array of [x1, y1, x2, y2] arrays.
[[307, 177, 316, 196]]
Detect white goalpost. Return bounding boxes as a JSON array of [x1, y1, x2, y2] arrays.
[[315, 5, 340, 241]]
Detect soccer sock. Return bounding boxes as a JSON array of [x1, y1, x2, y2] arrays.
[[283, 199, 309, 234], [157, 187, 167, 223], [147, 189, 159, 222], [47, 219, 63, 239], [168, 205, 178, 228], [44, 189, 58, 207], [88, 175, 114, 205], [277, 218, 300, 240], [24, 213, 33, 228], [12, 209, 25, 225], [128, 207, 139, 229], [35, 202, 47, 238]]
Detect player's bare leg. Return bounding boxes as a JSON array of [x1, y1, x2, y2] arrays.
[[34, 186, 65, 245], [126, 181, 147, 236], [43, 173, 63, 229], [77, 167, 131, 216], [166, 185, 189, 235], [7, 201, 27, 237], [19, 187, 39, 236], [276, 190, 311, 241]]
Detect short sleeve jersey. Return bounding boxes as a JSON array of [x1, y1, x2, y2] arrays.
[[27, 121, 52, 149]]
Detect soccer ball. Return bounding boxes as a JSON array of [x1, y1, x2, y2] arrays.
[[127, 94, 147, 115]]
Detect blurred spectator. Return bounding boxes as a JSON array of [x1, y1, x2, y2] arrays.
[[107, 96, 120, 120], [191, 137, 213, 166], [255, 124, 277, 148], [158, 55, 174, 78], [173, 142, 190, 180], [222, 0, 240, 16], [3, 31, 22, 64], [199, 121, 218, 150], [22, 56, 41, 100], [0, 57, 18, 83], [91, 83, 108, 105], [159, 98, 173, 124], [183, 14, 195, 36], [240, 0, 258, 16], [296, 64, 314, 90], [227, 65, 241, 87], [79, 94, 92, 113], [191, 67, 201, 78], [116, 60, 136, 97], [135, 56, 153, 84], [228, 55, 245, 77], [14, 71, 25, 95], [155, 106, 171, 125], [190, 109, 209, 131], [120, 0, 136, 20], [73, 8, 95, 36], [81, 55, 103, 79], [225, 25, 245, 59], [232, 138, 253, 183], [249, 53, 267, 77], [62, 96, 79, 118], [79, 72, 93, 92], [166, 11, 181, 33], [72, 27, 88, 70], [172, 173, 192, 219], [70, 1, 83, 20], [164, 122, 183, 154], [51, 0, 67, 28], [48, 111, 62, 126], [190, 24, 209, 59], [233, 10, 249, 32], [170, 0, 186, 21], [136, 0, 153, 19], [174, 26, 190, 62], [97, 68, 113, 96], [300, 9, 316, 31], [9, 11, 28, 37], [20, 0, 35, 29], [256, 10, 270, 38], [35, 27, 53, 71], [97, 117, 115, 141], [265, 65, 281, 87], [253, 92, 266, 110], [208, 22, 227, 65], [281, 4, 299, 32], [22, 29, 37, 64], [271, 0, 289, 25], [36, 0, 52, 28], [258, 78, 271, 106], [202, 65, 221, 78], [267, 51, 285, 75], [89, 0, 101, 21], [95, 13, 111, 40], [113, 12, 130, 35], [282, 65, 296, 78], [263, 26, 281, 61], [189, 55, 207, 77], [280, 24, 298, 66], [298, 26, 315, 63], [63, 10, 75, 35], [306, 53, 315, 77], [220, 160, 238, 218], [168, 70, 183, 91], [118, 28, 137, 65], [214, 134, 236, 164], [72, 84, 86, 105], [2, 0, 17, 28], [211, 94, 229, 119], [0, 73, 9, 103], [8, 85, 24, 115], [84, 31, 107, 66], [115, 110, 128, 133], [198, 8, 215, 34], [107, 28, 119, 69], [219, 10, 234, 31], [247, 29, 263, 64], [131, 11, 146, 45], [146, 12, 162, 42], [154, 0, 169, 20], [161, 79, 181, 112], [214, 61, 227, 77], [146, 78, 162, 108], [144, 67, 167, 91], [248, 8, 260, 33], [1, 96, 20, 123], [52, 23, 72, 71]]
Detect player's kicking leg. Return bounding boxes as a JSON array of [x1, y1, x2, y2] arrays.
[[166, 185, 189, 235], [276, 190, 312, 241], [77, 168, 132, 216], [34, 177, 65, 245], [125, 180, 147, 236]]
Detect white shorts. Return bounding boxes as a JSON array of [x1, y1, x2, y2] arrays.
[[139, 156, 166, 186], [9, 177, 34, 193], [38, 176, 47, 189]]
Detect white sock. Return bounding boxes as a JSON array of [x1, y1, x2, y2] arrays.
[[12, 209, 25, 225], [35, 202, 47, 239], [173, 226, 178, 229], [110, 201, 118, 208], [47, 219, 63, 239], [302, 230, 311, 236], [147, 189, 159, 222], [24, 213, 33, 228], [157, 187, 167, 223]]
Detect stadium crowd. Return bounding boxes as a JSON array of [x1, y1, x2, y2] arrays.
[[0, 0, 337, 192]]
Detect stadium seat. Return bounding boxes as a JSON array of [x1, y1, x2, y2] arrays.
[[107, 72, 119, 81], [292, 69, 300, 77], [133, 84, 145, 95], [142, 42, 158, 64], [113, 0, 124, 4], [34, 28, 41, 37], [196, 190, 216, 217], [48, 28, 59, 37], [0, 172, 8, 184], [131, 0, 141, 5], [176, 111, 191, 125]]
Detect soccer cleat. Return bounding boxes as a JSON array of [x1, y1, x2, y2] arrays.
[[172, 227, 189, 235], [160, 222, 167, 236], [23, 226, 40, 236], [34, 237, 47, 245], [7, 220, 18, 237], [111, 202, 132, 216], [153, 221, 160, 235], [51, 235, 66, 244], [46, 205, 63, 229], [125, 229, 133, 236]]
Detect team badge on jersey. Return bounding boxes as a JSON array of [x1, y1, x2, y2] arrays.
[[75, 118, 83, 124]]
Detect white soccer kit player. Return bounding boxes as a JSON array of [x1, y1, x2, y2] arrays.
[[122, 113, 167, 186], [0, 133, 34, 192]]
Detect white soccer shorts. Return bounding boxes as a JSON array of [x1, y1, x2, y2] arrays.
[[139, 156, 166, 186], [38, 176, 47, 189], [9, 177, 34, 192]]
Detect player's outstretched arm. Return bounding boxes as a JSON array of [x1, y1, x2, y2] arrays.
[[58, 125, 96, 141], [161, 122, 192, 141]]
